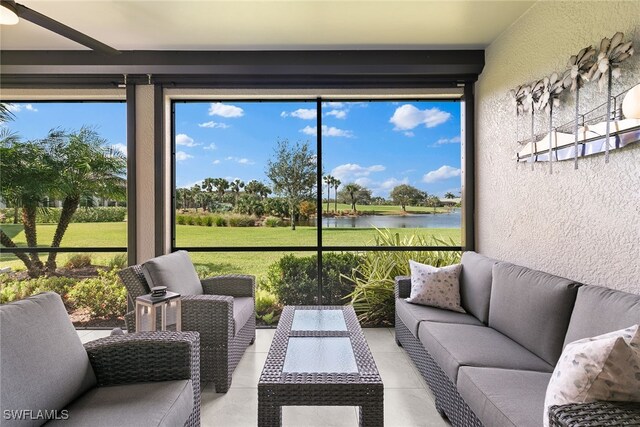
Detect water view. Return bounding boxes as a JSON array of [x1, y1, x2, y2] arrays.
[[320, 210, 461, 228]]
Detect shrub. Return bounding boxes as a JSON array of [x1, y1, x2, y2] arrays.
[[345, 228, 461, 325], [67, 269, 127, 318], [204, 216, 214, 227], [107, 253, 128, 269], [176, 215, 187, 225], [255, 288, 281, 325], [186, 216, 196, 225], [227, 214, 255, 227], [299, 200, 316, 219], [65, 254, 92, 269], [264, 253, 361, 306], [0, 275, 77, 304], [212, 215, 225, 226], [194, 216, 203, 226], [264, 216, 285, 227]]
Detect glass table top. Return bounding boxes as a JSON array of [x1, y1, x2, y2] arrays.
[[282, 337, 358, 373], [291, 309, 347, 331]]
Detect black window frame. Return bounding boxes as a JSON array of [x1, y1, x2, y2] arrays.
[[0, 98, 133, 263], [170, 96, 467, 302]]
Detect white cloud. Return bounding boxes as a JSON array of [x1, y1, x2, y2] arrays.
[[301, 125, 354, 138], [199, 121, 230, 129], [403, 131, 415, 137], [422, 165, 461, 183], [111, 143, 127, 156], [326, 109, 347, 119], [176, 133, 200, 147], [380, 177, 410, 190], [203, 143, 217, 150], [281, 108, 317, 120], [389, 104, 451, 131], [176, 151, 193, 161], [323, 102, 344, 108], [331, 163, 386, 182], [212, 159, 221, 164], [6, 103, 38, 113], [208, 103, 244, 118], [226, 156, 255, 165], [430, 136, 461, 147]]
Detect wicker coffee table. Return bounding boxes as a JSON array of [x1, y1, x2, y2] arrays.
[[258, 305, 384, 427]]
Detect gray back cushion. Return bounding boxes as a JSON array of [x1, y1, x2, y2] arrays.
[[142, 250, 202, 296], [0, 292, 97, 426], [488, 262, 580, 366], [563, 285, 640, 347], [460, 251, 498, 324]]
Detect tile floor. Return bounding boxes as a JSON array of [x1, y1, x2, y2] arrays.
[[78, 328, 449, 427]]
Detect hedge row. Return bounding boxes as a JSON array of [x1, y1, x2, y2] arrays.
[[0, 207, 126, 224]]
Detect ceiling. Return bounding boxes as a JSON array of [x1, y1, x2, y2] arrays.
[[0, 0, 535, 51]]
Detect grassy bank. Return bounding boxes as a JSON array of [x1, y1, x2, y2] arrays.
[[1, 222, 461, 278], [324, 203, 454, 215]]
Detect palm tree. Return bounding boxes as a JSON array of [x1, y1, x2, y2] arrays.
[[332, 177, 341, 212], [342, 183, 362, 212], [230, 179, 245, 207], [444, 192, 456, 200], [191, 184, 202, 211], [323, 175, 333, 213], [45, 127, 126, 271], [426, 195, 440, 214], [212, 178, 229, 201]]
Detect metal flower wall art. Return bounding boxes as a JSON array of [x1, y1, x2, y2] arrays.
[[562, 46, 596, 169], [511, 32, 636, 170], [587, 32, 635, 162]]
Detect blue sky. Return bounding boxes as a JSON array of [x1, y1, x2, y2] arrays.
[[175, 100, 461, 198], [4, 100, 462, 199]]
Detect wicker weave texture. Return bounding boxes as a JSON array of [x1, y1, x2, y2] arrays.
[[84, 331, 201, 427], [118, 264, 256, 392], [258, 306, 383, 427], [549, 401, 640, 426]]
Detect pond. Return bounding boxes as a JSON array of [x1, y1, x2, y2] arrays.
[[317, 210, 461, 229]]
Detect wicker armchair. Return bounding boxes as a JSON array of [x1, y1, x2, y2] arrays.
[[0, 292, 200, 427], [119, 262, 256, 393]]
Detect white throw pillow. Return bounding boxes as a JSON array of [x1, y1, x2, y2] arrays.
[[406, 260, 464, 313], [543, 324, 640, 427]]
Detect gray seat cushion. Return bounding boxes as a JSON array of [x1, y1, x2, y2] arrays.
[[489, 262, 580, 365], [142, 250, 203, 296], [233, 297, 255, 335], [49, 380, 193, 427], [396, 299, 482, 337], [460, 251, 498, 324], [0, 292, 96, 427], [418, 322, 553, 383], [563, 285, 640, 348], [457, 367, 551, 427]]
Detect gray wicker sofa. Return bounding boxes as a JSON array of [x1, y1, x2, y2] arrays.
[[395, 251, 640, 427], [0, 292, 200, 427]]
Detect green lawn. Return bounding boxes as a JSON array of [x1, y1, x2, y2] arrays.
[[1, 222, 460, 279]]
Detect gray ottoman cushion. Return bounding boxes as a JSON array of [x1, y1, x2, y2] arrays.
[[48, 380, 193, 427], [142, 250, 203, 296], [457, 367, 551, 427], [396, 299, 482, 337], [488, 262, 580, 365], [0, 292, 97, 427], [563, 285, 640, 348], [233, 297, 255, 335], [418, 322, 553, 383], [460, 251, 498, 324]]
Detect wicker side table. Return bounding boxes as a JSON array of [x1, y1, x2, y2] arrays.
[[549, 401, 640, 426]]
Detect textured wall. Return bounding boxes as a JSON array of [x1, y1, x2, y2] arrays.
[[476, 1, 640, 293]]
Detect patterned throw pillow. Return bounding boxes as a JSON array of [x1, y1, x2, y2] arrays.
[[406, 260, 465, 313], [543, 324, 640, 427]]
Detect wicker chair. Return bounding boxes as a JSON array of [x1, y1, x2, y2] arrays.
[[119, 261, 256, 393]]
